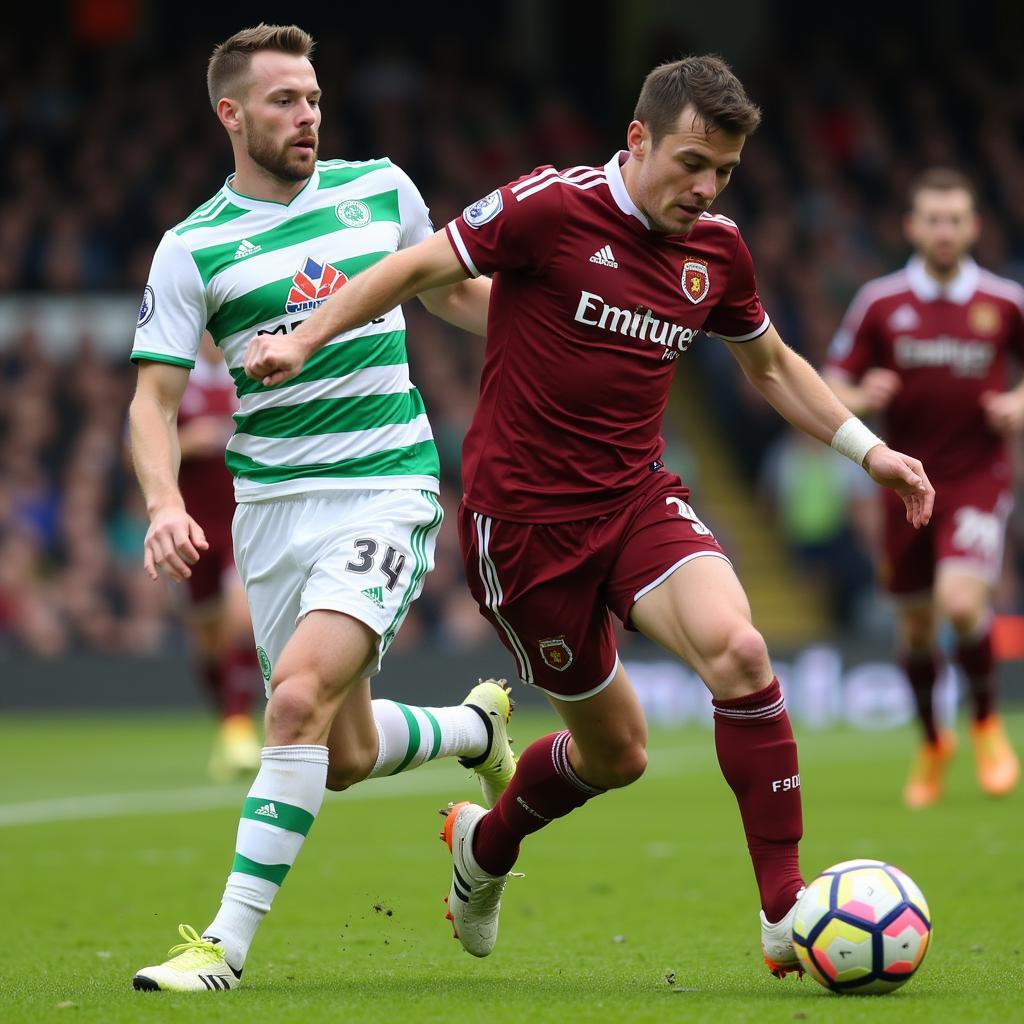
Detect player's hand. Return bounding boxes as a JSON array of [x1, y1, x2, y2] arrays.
[[143, 505, 209, 582], [864, 445, 934, 529], [858, 368, 901, 412], [980, 390, 1024, 435], [243, 332, 311, 388]]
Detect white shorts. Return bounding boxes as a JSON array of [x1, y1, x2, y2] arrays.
[[232, 488, 443, 694]]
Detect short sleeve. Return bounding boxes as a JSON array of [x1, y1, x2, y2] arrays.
[[130, 231, 206, 369], [391, 162, 434, 250], [444, 166, 565, 278], [824, 284, 883, 379], [703, 232, 771, 342]]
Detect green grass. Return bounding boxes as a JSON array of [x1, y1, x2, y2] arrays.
[[1, 710, 1022, 1023]]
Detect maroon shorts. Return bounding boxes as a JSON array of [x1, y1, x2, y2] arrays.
[[185, 523, 236, 606], [881, 466, 1013, 597], [459, 472, 729, 699]]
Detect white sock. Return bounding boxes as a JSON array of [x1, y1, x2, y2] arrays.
[[204, 744, 328, 968], [365, 700, 488, 778]]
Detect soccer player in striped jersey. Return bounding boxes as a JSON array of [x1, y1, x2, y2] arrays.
[[129, 25, 514, 993], [824, 169, 1023, 808], [249, 55, 935, 980]]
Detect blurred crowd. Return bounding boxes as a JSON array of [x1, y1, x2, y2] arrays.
[[3, 11, 1024, 655]]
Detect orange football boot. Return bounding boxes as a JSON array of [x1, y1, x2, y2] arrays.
[[903, 729, 956, 809], [970, 715, 1020, 797]]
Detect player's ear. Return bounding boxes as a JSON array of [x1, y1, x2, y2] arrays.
[[217, 97, 243, 134], [627, 120, 648, 159]]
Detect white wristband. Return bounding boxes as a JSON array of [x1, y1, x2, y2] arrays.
[[830, 417, 884, 467]]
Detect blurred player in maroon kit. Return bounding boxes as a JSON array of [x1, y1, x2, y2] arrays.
[[178, 333, 262, 780], [825, 169, 1022, 808], [244, 56, 933, 976]]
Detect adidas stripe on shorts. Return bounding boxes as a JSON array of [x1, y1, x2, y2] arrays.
[[232, 488, 443, 693]]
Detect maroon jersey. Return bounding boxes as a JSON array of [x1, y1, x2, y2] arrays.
[[178, 355, 237, 534], [446, 153, 770, 523], [826, 257, 1024, 482]]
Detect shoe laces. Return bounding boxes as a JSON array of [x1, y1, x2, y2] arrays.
[[166, 924, 226, 967]]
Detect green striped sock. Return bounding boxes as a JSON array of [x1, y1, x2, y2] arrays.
[[366, 700, 487, 778], [204, 744, 328, 967]]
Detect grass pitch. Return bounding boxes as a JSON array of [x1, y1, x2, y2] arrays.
[[2, 709, 1021, 1023]]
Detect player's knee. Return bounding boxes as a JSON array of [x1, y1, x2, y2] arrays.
[[709, 625, 770, 695], [265, 673, 329, 743], [941, 594, 985, 635], [325, 743, 375, 791], [587, 742, 647, 790]]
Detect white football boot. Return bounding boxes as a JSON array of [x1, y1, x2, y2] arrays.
[[760, 888, 805, 978], [133, 924, 243, 992], [459, 679, 517, 808], [440, 801, 508, 957]]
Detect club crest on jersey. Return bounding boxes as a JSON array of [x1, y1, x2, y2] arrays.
[[464, 189, 503, 229], [682, 258, 710, 304], [285, 258, 348, 314], [336, 199, 372, 228], [137, 285, 155, 327], [968, 301, 1000, 337], [538, 636, 574, 672]]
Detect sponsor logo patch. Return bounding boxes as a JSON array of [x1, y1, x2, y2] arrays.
[[285, 258, 348, 315], [137, 285, 155, 327], [256, 646, 272, 682], [682, 258, 710, 304], [361, 586, 386, 609], [538, 636, 574, 672], [336, 199, 372, 228], [968, 301, 1000, 337], [463, 189, 503, 228]]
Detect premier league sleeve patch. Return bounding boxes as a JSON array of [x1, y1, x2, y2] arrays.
[[463, 189, 503, 229], [137, 285, 155, 327]]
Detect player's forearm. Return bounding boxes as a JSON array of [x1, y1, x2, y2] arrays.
[[822, 374, 872, 416], [746, 346, 857, 445], [129, 394, 185, 515], [418, 276, 491, 336], [292, 243, 464, 356]]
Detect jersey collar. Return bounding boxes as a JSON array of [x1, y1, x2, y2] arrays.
[[604, 151, 651, 229], [223, 167, 320, 210], [906, 255, 979, 305]]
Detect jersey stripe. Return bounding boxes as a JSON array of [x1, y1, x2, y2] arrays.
[[191, 190, 400, 286], [514, 173, 606, 203], [230, 330, 408, 398], [175, 199, 249, 236], [207, 251, 389, 342], [225, 438, 439, 484], [130, 350, 195, 369], [316, 158, 393, 189], [233, 388, 425, 439], [237, 364, 410, 416]]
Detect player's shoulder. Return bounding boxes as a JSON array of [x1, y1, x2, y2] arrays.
[[851, 268, 914, 310], [171, 186, 246, 240], [315, 155, 399, 190], [975, 267, 1024, 310], [505, 162, 608, 204], [696, 210, 741, 234]]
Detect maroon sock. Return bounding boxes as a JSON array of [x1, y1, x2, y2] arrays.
[[472, 731, 604, 875], [222, 645, 261, 719], [901, 651, 941, 744], [199, 658, 223, 708], [713, 678, 804, 923], [955, 629, 996, 723]]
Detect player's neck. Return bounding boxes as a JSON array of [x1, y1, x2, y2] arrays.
[[920, 256, 964, 286], [229, 161, 309, 205]]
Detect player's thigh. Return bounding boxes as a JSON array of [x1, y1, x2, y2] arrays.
[[545, 660, 648, 789], [893, 596, 937, 652], [934, 569, 991, 633], [458, 504, 618, 700], [629, 553, 771, 698], [222, 564, 255, 647], [880, 490, 935, 598], [298, 489, 444, 677]]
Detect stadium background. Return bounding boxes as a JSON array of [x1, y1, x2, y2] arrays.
[[2, 0, 1024, 723]]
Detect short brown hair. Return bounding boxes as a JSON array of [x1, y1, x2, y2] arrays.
[[207, 24, 315, 110], [634, 55, 761, 147], [908, 167, 976, 210]]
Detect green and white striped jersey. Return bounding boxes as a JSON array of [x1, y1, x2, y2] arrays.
[[131, 158, 439, 502]]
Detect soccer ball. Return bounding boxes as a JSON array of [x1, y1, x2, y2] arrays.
[[792, 859, 931, 994]]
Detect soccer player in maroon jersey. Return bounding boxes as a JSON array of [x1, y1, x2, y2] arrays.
[[177, 333, 262, 780], [824, 168, 1023, 809], [244, 56, 934, 977]]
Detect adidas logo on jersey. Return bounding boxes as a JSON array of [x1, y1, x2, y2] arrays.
[[253, 802, 279, 819], [589, 245, 618, 269], [234, 239, 262, 260], [361, 586, 386, 609]]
